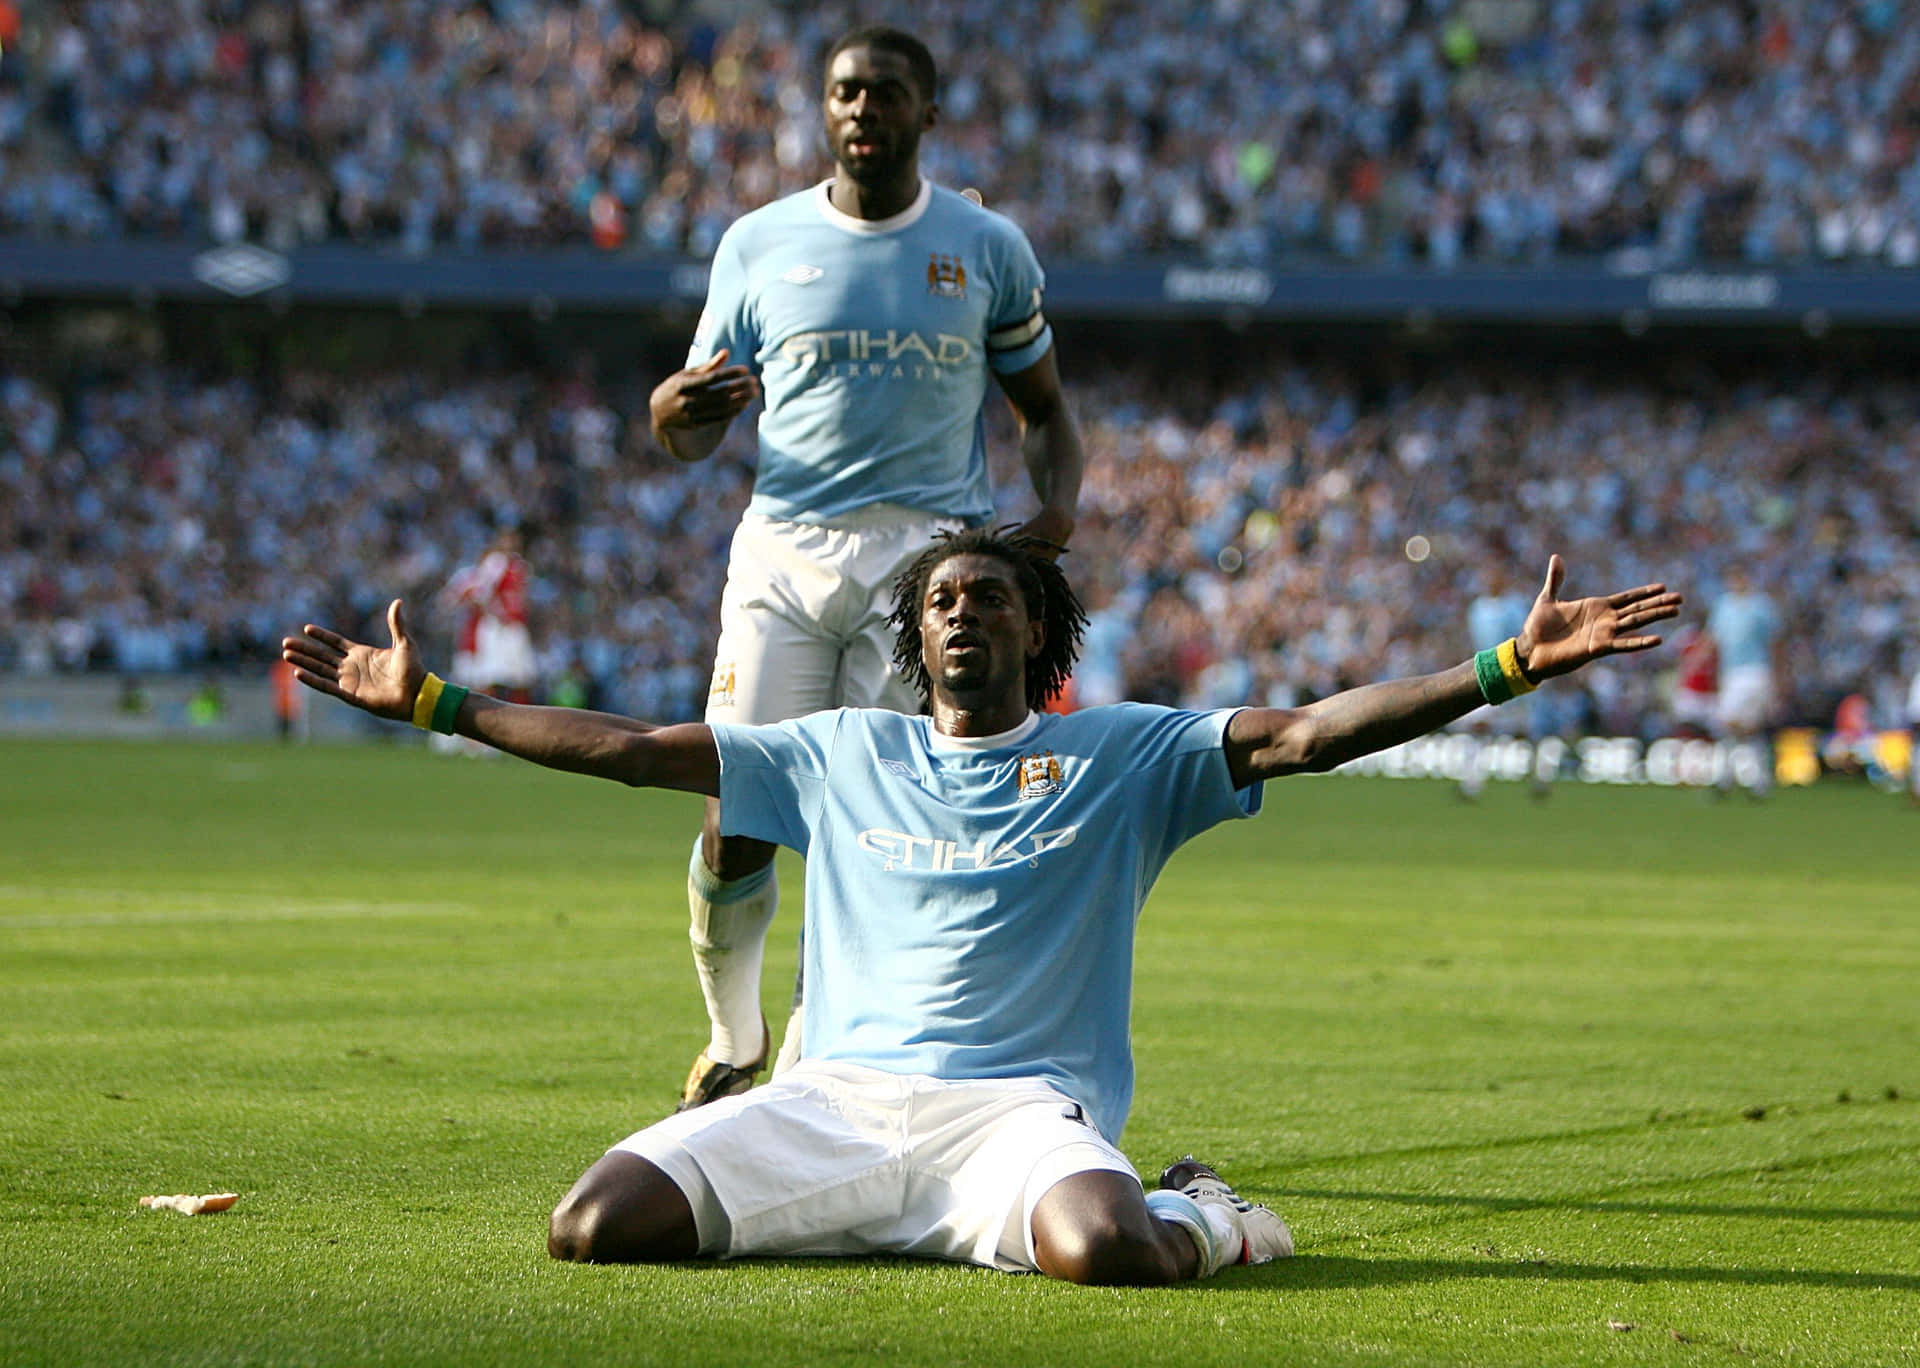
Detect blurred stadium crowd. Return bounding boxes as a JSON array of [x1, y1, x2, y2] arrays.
[[4, 0, 1919, 266], [5, 351, 1916, 736]]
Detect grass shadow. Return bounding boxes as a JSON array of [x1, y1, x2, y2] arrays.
[[561, 1252, 1920, 1295], [1274, 1186, 1920, 1225], [1269, 1254, 1920, 1293]]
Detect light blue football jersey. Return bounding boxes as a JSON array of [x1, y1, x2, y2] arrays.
[[1708, 591, 1780, 669], [689, 178, 1053, 524], [710, 704, 1263, 1141]]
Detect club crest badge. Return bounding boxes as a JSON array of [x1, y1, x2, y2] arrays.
[[1017, 751, 1063, 800], [926, 253, 967, 299]]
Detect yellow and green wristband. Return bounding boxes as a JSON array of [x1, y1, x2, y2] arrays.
[[410, 673, 470, 734], [1474, 638, 1538, 706]]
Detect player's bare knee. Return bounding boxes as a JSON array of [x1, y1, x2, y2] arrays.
[[1035, 1212, 1179, 1285], [549, 1155, 701, 1263], [547, 1191, 681, 1264], [546, 1192, 602, 1262]]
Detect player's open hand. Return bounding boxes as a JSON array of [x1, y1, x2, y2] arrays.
[[281, 599, 424, 722], [650, 350, 760, 433], [1516, 555, 1683, 681]]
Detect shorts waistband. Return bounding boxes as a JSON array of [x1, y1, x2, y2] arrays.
[[746, 505, 970, 533]]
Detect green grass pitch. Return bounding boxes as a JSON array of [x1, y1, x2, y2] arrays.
[[2, 736, 1916, 1367]]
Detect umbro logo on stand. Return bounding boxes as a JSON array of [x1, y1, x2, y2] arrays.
[[193, 245, 291, 298]]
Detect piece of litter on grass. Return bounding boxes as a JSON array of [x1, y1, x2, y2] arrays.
[[1607, 1321, 1636, 1332], [139, 1193, 238, 1215]]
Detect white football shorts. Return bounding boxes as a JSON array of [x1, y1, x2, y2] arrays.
[[472, 618, 538, 689], [610, 1060, 1137, 1271], [1671, 684, 1717, 731], [1716, 664, 1775, 733], [704, 507, 965, 725]]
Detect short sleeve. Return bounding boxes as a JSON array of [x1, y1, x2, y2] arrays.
[[686, 229, 758, 373], [1112, 705, 1262, 861], [984, 222, 1053, 376], [709, 714, 838, 852]]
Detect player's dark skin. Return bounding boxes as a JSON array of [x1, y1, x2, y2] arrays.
[[646, 40, 1084, 910], [284, 548, 1679, 1283], [542, 557, 1198, 1281]]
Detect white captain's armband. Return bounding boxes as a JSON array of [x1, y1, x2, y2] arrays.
[[988, 309, 1048, 353]]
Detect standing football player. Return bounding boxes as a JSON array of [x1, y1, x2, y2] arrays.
[[1906, 652, 1920, 806], [646, 27, 1084, 1107], [1707, 565, 1783, 798], [1457, 567, 1534, 800]]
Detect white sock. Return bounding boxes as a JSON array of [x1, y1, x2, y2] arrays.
[[1143, 1189, 1241, 1278], [686, 840, 777, 1066]]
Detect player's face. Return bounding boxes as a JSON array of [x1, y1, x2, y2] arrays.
[[920, 554, 1043, 704], [823, 46, 935, 186]]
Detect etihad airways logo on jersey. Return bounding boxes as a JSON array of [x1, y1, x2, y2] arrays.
[[858, 826, 1079, 872], [780, 330, 974, 378]]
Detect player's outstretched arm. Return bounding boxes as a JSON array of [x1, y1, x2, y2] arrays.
[[649, 349, 760, 463], [281, 600, 720, 795], [1223, 556, 1681, 787], [996, 346, 1083, 554]]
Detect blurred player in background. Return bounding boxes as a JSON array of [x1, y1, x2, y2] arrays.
[[437, 525, 537, 755], [1668, 622, 1719, 740], [1907, 654, 1920, 805], [647, 27, 1083, 1109], [473, 526, 537, 704], [1707, 565, 1782, 797], [1458, 566, 1553, 799], [446, 524, 537, 703]]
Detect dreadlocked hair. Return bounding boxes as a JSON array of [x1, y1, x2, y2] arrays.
[[888, 527, 1087, 714]]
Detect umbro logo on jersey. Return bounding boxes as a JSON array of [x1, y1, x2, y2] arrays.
[[782, 265, 825, 285], [880, 759, 917, 781]]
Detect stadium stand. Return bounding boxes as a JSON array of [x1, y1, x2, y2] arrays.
[[3, 0, 1919, 266], [2, 2, 1918, 755], [4, 340, 1916, 738]]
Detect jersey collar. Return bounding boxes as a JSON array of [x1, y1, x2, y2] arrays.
[[813, 177, 933, 235], [927, 712, 1041, 751]]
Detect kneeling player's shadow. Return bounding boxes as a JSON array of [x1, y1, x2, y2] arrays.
[[633, 1253, 1920, 1292], [1270, 1254, 1920, 1294], [1207, 1185, 1920, 1293]]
